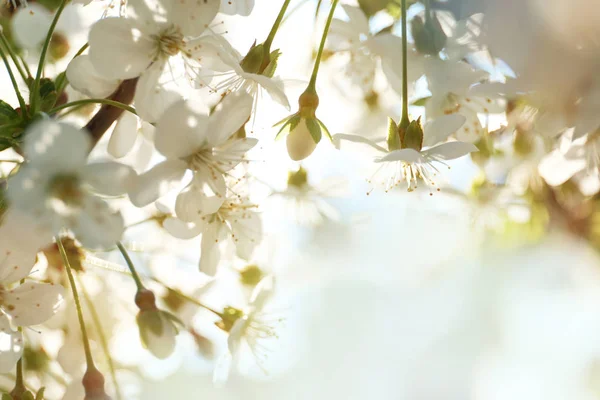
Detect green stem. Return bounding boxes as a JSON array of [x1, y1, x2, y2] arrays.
[[79, 278, 123, 400], [263, 0, 293, 53], [0, 33, 29, 82], [400, 0, 409, 127], [56, 237, 96, 369], [308, 0, 339, 90], [50, 99, 137, 116], [30, 0, 69, 113], [424, 0, 432, 26], [153, 278, 221, 317], [116, 242, 145, 291], [0, 44, 27, 112]]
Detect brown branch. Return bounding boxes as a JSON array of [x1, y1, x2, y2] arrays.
[[84, 78, 138, 146]]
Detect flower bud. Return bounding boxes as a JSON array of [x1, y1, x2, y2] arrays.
[[135, 289, 181, 359], [401, 117, 424, 151], [411, 14, 447, 56], [82, 367, 111, 400], [286, 119, 318, 161]]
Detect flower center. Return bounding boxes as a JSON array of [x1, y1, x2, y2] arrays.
[[153, 26, 185, 58], [216, 306, 245, 332], [48, 174, 83, 206]]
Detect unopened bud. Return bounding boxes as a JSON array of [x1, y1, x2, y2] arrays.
[[412, 14, 447, 56], [135, 290, 181, 359], [286, 119, 318, 161], [83, 367, 111, 400]]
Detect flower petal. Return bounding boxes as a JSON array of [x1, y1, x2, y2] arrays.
[[538, 150, 587, 187], [82, 162, 136, 196], [220, 0, 254, 16], [108, 112, 139, 158], [3, 282, 64, 326], [422, 114, 467, 147], [66, 55, 121, 99], [375, 148, 424, 163], [134, 62, 181, 123], [332, 133, 387, 153], [162, 217, 203, 239], [128, 160, 188, 207], [200, 222, 226, 276], [207, 92, 253, 146], [23, 120, 90, 170], [73, 197, 125, 249], [245, 73, 290, 110], [155, 99, 210, 159], [175, 171, 226, 222], [0, 314, 23, 373], [230, 210, 261, 260], [167, 0, 220, 37], [422, 141, 478, 161], [89, 17, 155, 80]]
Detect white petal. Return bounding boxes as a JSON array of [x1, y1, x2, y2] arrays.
[[73, 197, 125, 249], [88, 17, 154, 80], [162, 217, 203, 239], [128, 160, 188, 207], [0, 315, 23, 373], [538, 150, 586, 186], [200, 222, 225, 276], [207, 92, 253, 146], [155, 99, 210, 159], [375, 148, 424, 163], [108, 112, 139, 158], [11, 4, 52, 49], [82, 162, 136, 196], [23, 120, 90, 169], [220, 0, 254, 15], [422, 141, 478, 160], [423, 114, 467, 147], [185, 36, 238, 73], [175, 171, 226, 222], [144, 313, 177, 359], [216, 138, 258, 172], [332, 133, 387, 152], [134, 62, 181, 123], [341, 5, 369, 35], [245, 73, 290, 110], [286, 120, 317, 161], [213, 352, 233, 386], [167, 0, 220, 37], [66, 55, 121, 99], [3, 282, 64, 326], [230, 211, 261, 260]]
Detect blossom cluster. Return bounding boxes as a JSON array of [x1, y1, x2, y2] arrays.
[[0, 0, 598, 398]]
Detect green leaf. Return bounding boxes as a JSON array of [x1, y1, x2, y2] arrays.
[[386, 117, 400, 151], [2, 393, 12, 400], [275, 115, 300, 141], [305, 118, 322, 144], [22, 392, 34, 400], [411, 96, 431, 107], [317, 119, 332, 141], [263, 49, 281, 78], [35, 387, 45, 400]]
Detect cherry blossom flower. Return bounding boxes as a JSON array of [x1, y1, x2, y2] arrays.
[[128, 92, 257, 219], [6, 120, 135, 249], [163, 194, 262, 276], [334, 114, 476, 193], [87, 0, 221, 120], [213, 276, 279, 384], [0, 221, 64, 372], [220, 0, 254, 16]]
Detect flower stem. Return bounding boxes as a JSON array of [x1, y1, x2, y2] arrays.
[[30, 0, 69, 114], [308, 0, 339, 91], [80, 278, 123, 400], [50, 98, 137, 116], [400, 0, 410, 127], [116, 242, 146, 292], [263, 0, 293, 53], [0, 32, 29, 82], [56, 236, 96, 369], [0, 43, 27, 112]]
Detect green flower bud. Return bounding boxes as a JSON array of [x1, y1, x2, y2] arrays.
[[135, 290, 181, 359], [411, 14, 447, 56], [401, 117, 424, 151]]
